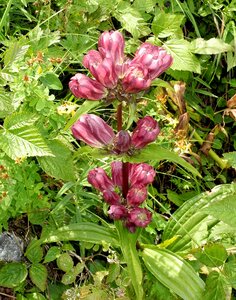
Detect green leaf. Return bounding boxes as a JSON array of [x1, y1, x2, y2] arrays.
[[202, 194, 236, 228], [204, 271, 231, 300], [40, 222, 119, 246], [130, 144, 201, 177], [39, 73, 63, 90], [0, 89, 14, 118], [4, 41, 29, 66], [0, 262, 28, 288], [164, 39, 201, 73], [114, 1, 150, 38], [57, 253, 74, 273], [116, 222, 143, 300], [163, 183, 236, 252], [37, 139, 75, 181], [25, 239, 44, 264], [44, 246, 61, 263], [197, 244, 228, 267], [223, 152, 236, 168], [142, 247, 205, 300], [0, 112, 52, 159], [152, 12, 184, 38], [224, 261, 236, 289], [24, 293, 46, 300], [133, 0, 156, 13], [29, 263, 48, 292], [191, 38, 233, 54], [61, 271, 76, 285]]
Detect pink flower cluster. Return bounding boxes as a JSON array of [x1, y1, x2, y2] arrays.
[[88, 161, 155, 232], [69, 31, 173, 100], [71, 114, 160, 154]]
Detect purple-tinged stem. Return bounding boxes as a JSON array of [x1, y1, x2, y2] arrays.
[[117, 103, 122, 132], [122, 162, 129, 198]]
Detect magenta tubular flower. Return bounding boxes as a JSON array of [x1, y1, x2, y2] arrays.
[[132, 43, 173, 80], [128, 207, 152, 228], [69, 73, 107, 100], [98, 31, 125, 65], [129, 163, 156, 187], [108, 205, 127, 220], [122, 64, 151, 93], [113, 130, 131, 154], [83, 50, 118, 89], [126, 185, 147, 206], [111, 161, 123, 189], [131, 116, 160, 149], [103, 190, 121, 205], [87, 168, 114, 192], [71, 114, 115, 148]]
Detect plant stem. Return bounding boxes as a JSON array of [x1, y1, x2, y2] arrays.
[[117, 103, 123, 131], [122, 162, 129, 198]]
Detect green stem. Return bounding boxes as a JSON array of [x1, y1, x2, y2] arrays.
[[191, 127, 228, 170], [0, 0, 13, 34]]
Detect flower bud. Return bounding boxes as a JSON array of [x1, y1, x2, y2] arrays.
[[126, 185, 147, 206], [128, 207, 152, 228], [103, 190, 121, 205], [122, 64, 151, 93], [83, 50, 118, 89], [88, 168, 114, 192], [129, 163, 155, 187], [131, 116, 160, 149], [111, 161, 123, 189], [71, 114, 115, 148], [98, 31, 125, 65], [108, 205, 127, 220], [132, 43, 173, 80], [69, 73, 107, 100], [113, 130, 131, 154]]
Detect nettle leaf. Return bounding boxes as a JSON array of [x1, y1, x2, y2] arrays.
[[37, 139, 75, 181], [191, 38, 233, 54], [114, 1, 150, 38], [0, 113, 52, 159], [223, 152, 236, 168], [142, 247, 205, 300], [29, 263, 48, 292], [204, 271, 232, 300], [152, 12, 185, 38], [164, 39, 201, 73], [0, 263, 28, 288], [39, 73, 63, 90]]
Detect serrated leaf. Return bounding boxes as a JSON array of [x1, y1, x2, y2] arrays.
[[0, 263, 28, 288], [224, 261, 236, 289], [40, 222, 119, 246], [61, 272, 76, 285], [204, 271, 231, 300], [25, 239, 43, 264], [29, 263, 48, 292], [152, 12, 184, 38], [4, 42, 29, 66], [223, 152, 236, 168], [130, 144, 201, 177], [133, 0, 156, 13], [44, 246, 61, 263], [191, 38, 233, 54], [57, 253, 74, 272], [114, 1, 150, 38], [4, 112, 39, 129], [37, 139, 75, 181], [0, 90, 14, 118], [197, 244, 228, 267], [164, 39, 201, 73], [39, 73, 63, 90], [142, 247, 205, 300]]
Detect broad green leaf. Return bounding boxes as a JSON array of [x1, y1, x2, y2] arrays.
[[204, 271, 231, 300], [224, 261, 236, 289], [130, 144, 201, 177], [25, 239, 43, 264], [24, 293, 46, 300], [116, 222, 143, 300], [223, 152, 236, 168], [0, 262, 27, 288], [64, 100, 101, 131], [163, 183, 236, 252], [133, 0, 156, 13], [0, 90, 14, 118], [29, 263, 48, 292], [40, 222, 119, 246], [196, 244, 228, 267], [37, 139, 75, 181], [152, 12, 184, 38], [61, 272, 76, 285], [114, 1, 150, 38], [191, 38, 233, 54], [142, 247, 205, 300], [202, 194, 236, 228], [39, 73, 63, 90], [57, 253, 74, 272], [43, 246, 61, 263], [164, 39, 201, 73], [4, 41, 29, 66], [0, 112, 52, 159]]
